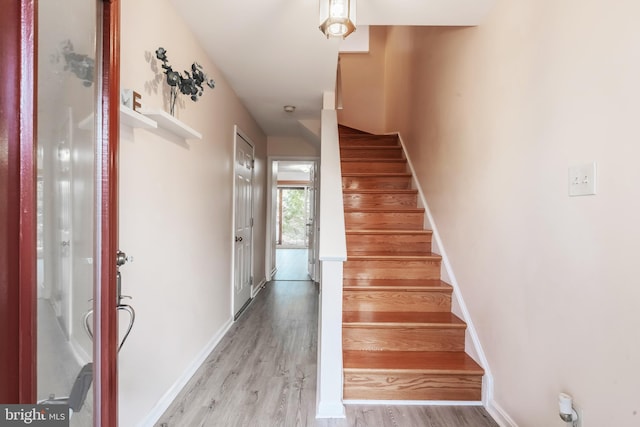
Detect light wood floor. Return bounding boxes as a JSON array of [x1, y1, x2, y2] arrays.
[[155, 280, 498, 427]]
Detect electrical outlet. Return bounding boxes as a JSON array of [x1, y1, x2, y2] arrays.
[[568, 162, 597, 197]]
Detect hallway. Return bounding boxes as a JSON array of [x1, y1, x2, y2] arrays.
[[273, 249, 311, 281], [155, 280, 498, 426]]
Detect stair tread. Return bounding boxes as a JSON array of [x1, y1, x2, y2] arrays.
[[347, 252, 441, 260], [343, 350, 484, 374], [343, 311, 465, 327], [342, 159, 406, 163], [343, 189, 418, 194], [341, 145, 400, 149], [346, 229, 432, 235], [339, 133, 395, 139], [343, 278, 451, 290], [342, 172, 412, 177], [344, 207, 425, 213]]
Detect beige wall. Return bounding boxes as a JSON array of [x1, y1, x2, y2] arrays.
[[337, 26, 388, 134], [379, 1, 640, 426], [118, 0, 267, 424], [267, 136, 319, 157]]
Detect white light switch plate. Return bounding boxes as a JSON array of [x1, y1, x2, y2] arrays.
[[568, 162, 597, 196]]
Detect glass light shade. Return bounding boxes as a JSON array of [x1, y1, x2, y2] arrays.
[[319, 0, 356, 39]]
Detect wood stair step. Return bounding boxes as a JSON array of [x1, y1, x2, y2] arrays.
[[343, 282, 452, 312], [343, 189, 418, 209], [343, 350, 483, 401], [339, 135, 400, 147], [340, 146, 404, 159], [342, 173, 412, 190], [344, 208, 425, 230], [347, 252, 439, 260], [343, 350, 484, 375], [343, 311, 464, 327], [344, 254, 441, 280], [343, 312, 466, 352], [341, 159, 407, 173], [343, 278, 450, 290], [346, 229, 432, 253]]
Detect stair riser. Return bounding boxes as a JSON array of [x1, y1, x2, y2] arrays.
[[343, 290, 451, 312], [341, 161, 407, 173], [343, 192, 418, 209], [343, 327, 465, 352], [342, 176, 412, 190], [340, 147, 404, 159], [347, 233, 431, 253], [345, 212, 424, 230], [343, 372, 482, 401], [339, 138, 399, 147], [344, 259, 441, 280]]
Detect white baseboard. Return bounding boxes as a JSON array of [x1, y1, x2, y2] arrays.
[[486, 399, 518, 427], [137, 318, 234, 427], [252, 278, 267, 298], [316, 401, 346, 419], [343, 400, 483, 406]]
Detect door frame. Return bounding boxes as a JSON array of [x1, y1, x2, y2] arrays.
[[0, 1, 121, 425], [266, 157, 320, 282]]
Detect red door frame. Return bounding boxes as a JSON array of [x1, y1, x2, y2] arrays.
[[0, 1, 121, 425]]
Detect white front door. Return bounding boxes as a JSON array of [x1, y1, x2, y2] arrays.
[[233, 131, 254, 317]]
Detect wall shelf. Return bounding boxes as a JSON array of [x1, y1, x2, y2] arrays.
[[78, 105, 158, 130], [139, 108, 202, 140], [121, 106, 157, 129]]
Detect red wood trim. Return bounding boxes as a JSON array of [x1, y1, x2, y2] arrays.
[[0, 0, 37, 404], [18, 0, 38, 404], [98, 0, 121, 425]]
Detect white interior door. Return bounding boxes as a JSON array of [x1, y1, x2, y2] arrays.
[[233, 132, 254, 317]]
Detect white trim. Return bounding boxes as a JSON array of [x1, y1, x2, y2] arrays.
[[138, 318, 234, 427], [393, 131, 495, 406], [344, 399, 483, 406], [486, 399, 519, 427], [266, 155, 321, 282], [251, 278, 267, 298], [316, 401, 346, 419]]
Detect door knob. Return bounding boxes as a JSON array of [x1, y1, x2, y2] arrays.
[[61, 240, 70, 247], [235, 236, 243, 242]]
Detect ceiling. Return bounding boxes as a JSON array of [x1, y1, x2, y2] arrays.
[[169, 0, 494, 142]]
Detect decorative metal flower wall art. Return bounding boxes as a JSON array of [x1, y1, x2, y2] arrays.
[[155, 47, 215, 115]]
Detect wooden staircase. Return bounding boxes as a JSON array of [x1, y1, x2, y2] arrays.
[[339, 125, 484, 401]]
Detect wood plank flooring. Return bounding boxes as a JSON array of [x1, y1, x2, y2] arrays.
[[155, 280, 498, 427]]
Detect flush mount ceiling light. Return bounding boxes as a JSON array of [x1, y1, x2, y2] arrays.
[[319, 0, 356, 39], [283, 105, 296, 113]]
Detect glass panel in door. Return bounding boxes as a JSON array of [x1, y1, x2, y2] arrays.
[[37, 1, 98, 424]]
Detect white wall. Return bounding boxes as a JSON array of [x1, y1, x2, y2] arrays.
[[380, 1, 640, 426], [119, 0, 267, 424]]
